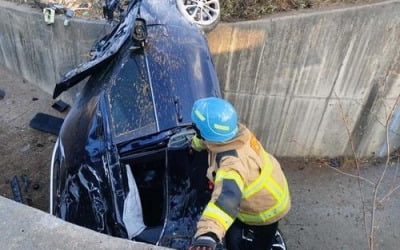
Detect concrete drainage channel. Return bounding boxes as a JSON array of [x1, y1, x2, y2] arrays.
[[1, 0, 400, 249]]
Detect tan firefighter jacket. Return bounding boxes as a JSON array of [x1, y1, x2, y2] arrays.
[[192, 124, 291, 241]]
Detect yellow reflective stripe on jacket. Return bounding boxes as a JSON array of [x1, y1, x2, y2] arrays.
[[203, 202, 235, 230], [242, 151, 280, 199], [215, 170, 245, 192], [238, 178, 290, 223], [239, 151, 289, 223]]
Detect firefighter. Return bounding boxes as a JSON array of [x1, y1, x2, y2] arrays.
[[188, 97, 291, 250]]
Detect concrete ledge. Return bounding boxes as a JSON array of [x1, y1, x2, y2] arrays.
[[0, 196, 170, 249]]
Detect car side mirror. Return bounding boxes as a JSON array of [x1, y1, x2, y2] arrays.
[[132, 18, 147, 47]]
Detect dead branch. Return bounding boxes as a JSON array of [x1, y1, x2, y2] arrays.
[[379, 157, 400, 203], [379, 184, 400, 203], [334, 91, 370, 249], [324, 163, 375, 186], [369, 93, 400, 250]]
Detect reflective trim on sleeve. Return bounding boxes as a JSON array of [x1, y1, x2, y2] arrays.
[[238, 178, 290, 223], [239, 151, 290, 223], [202, 202, 235, 231], [243, 151, 277, 199], [215, 170, 244, 192]]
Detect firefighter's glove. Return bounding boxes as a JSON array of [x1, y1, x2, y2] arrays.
[[191, 135, 207, 152], [188, 234, 217, 250]]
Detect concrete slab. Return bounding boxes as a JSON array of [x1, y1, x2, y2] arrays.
[[0, 196, 170, 249], [280, 157, 400, 250]]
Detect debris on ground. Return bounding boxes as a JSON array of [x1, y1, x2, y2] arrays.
[[20, 174, 31, 193], [52, 100, 70, 113], [32, 183, 40, 190], [0, 89, 5, 100], [29, 113, 64, 136], [10, 175, 35, 206], [31, 0, 105, 20], [10, 176, 24, 204], [328, 158, 342, 168]]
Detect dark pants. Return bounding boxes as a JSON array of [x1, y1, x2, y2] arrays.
[[225, 220, 278, 250]]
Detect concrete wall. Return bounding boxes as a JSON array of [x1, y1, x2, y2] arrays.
[[1, 0, 400, 157], [207, 1, 400, 157], [0, 196, 171, 249], [0, 0, 112, 102]]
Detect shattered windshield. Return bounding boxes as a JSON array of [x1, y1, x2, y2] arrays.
[[106, 50, 157, 140]]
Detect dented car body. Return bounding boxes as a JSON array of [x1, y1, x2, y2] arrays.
[[50, 0, 219, 248]]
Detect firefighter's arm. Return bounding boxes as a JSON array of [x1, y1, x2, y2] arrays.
[[195, 158, 245, 241]]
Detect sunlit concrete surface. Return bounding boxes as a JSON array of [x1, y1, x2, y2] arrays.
[[0, 196, 171, 249], [207, 1, 400, 157]]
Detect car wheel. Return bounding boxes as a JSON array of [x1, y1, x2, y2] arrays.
[[176, 0, 220, 32]]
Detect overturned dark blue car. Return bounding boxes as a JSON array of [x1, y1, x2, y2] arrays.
[[50, 0, 286, 249], [50, 0, 220, 248]]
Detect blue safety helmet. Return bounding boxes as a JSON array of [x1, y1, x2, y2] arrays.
[[191, 97, 238, 142]]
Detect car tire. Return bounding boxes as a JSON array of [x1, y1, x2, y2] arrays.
[[176, 0, 220, 32]]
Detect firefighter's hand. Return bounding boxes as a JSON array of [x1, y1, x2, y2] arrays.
[[188, 235, 217, 250], [191, 135, 206, 152]]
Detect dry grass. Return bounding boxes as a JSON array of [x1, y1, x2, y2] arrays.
[[9, 0, 374, 21], [220, 0, 378, 21], [220, 0, 309, 21]]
